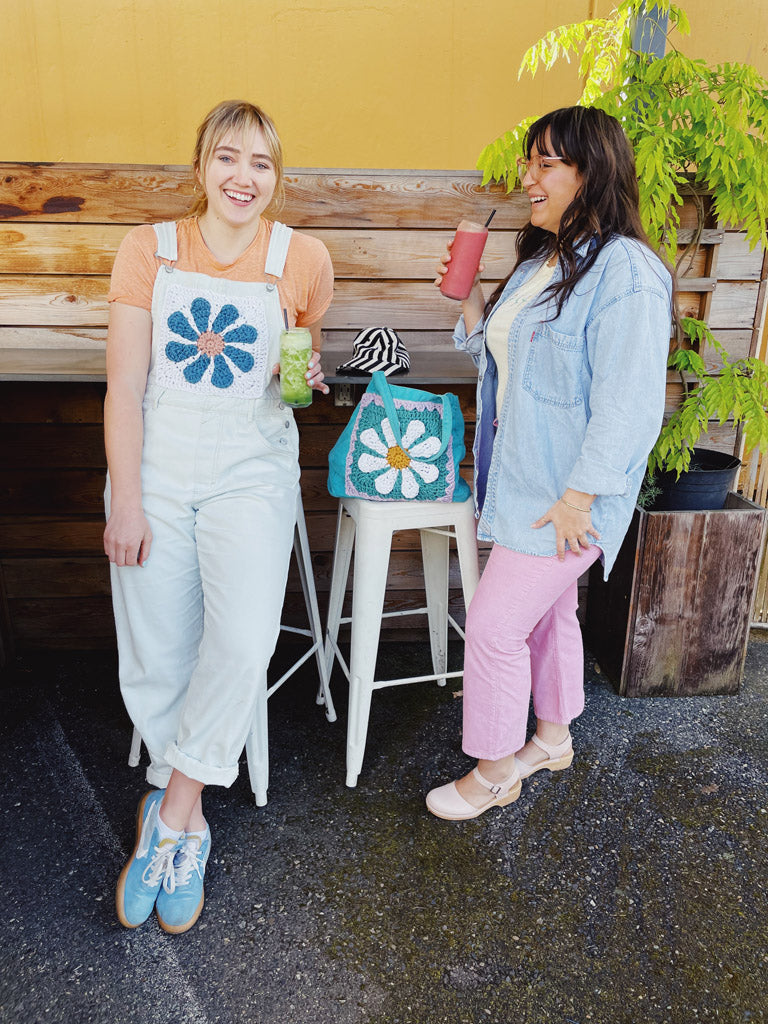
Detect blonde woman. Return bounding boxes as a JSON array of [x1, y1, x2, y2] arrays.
[[104, 101, 332, 931]]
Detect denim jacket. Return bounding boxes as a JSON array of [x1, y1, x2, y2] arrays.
[[455, 235, 672, 577]]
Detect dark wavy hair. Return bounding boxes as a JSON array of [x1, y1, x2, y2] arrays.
[[485, 105, 663, 319]]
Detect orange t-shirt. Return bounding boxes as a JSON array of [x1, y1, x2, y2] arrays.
[[108, 217, 333, 328]]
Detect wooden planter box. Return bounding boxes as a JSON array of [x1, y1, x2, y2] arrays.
[[585, 493, 767, 697]]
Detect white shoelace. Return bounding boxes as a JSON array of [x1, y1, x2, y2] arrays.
[[169, 836, 205, 890], [141, 839, 179, 892]]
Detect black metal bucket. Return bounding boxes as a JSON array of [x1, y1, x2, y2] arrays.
[[652, 447, 741, 511]]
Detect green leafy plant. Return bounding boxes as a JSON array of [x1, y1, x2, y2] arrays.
[[477, 0, 768, 258], [477, 0, 768, 480], [650, 318, 768, 476], [637, 472, 663, 509]]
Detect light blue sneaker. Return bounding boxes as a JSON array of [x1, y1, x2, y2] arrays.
[[155, 830, 211, 934], [116, 789, 180, 928]]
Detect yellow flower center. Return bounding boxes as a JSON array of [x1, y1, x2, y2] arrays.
[[386, 445, 411, 470]]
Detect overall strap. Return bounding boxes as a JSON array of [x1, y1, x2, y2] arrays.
[[264, 222, 293, 280], [153, 222, 178, 264]]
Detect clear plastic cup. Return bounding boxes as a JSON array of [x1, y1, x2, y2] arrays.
[[439, 220, 489, 300], [279, 327, 313, 408]]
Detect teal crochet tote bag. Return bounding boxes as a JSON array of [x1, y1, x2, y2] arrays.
[[327, 371, 471, 502]]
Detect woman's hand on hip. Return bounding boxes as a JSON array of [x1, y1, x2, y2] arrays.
[[531, 491, 600, 561], [104, 507, 153, 567]]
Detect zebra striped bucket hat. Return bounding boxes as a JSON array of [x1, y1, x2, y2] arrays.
[[336, 327, 410, 377]]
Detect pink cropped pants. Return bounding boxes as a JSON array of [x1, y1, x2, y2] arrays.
[[461, 542, 601, 760]]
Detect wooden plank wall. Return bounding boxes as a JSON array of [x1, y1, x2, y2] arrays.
[[0, 164, 765, 650], [0, 166, 520, 649]]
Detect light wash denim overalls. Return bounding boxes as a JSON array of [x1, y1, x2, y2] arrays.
[[107, 221, 301, 788]]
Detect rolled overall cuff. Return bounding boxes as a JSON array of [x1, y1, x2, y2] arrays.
[[146, 761, 172, 789], [164, 742, 239, 788]]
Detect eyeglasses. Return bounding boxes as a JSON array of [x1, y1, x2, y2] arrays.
[[516, 155, 565, 180]]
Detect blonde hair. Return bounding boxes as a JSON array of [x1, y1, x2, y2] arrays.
[[188, 100, 285, 218]]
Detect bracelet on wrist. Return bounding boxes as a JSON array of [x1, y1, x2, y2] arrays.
[[560, 496, 591, 514]]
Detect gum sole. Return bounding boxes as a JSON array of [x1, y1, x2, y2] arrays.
[[156, 892, 205, 935], [115, 790, 157, 929]]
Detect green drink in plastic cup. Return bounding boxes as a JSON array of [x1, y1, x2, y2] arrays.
[[279, 327, 313, 408]]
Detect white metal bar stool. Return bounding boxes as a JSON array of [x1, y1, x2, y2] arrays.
[[128, 490, 335, 807], [324, 495, 480, 788]]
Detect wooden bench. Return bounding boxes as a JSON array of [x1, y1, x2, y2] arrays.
[[0, 163, 765, 653]]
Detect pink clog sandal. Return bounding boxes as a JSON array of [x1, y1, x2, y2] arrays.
[[426, 767, 522, 820], [515, 733, 573, 780]]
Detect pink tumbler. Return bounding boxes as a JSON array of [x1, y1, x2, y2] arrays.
[[439, 219, 489, 300]]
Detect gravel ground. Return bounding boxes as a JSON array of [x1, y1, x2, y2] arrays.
[[0, 638, 766, 1024]]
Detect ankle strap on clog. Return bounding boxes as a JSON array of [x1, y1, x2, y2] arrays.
[[531, 733, 572, 759], [472, 766, 520, 796]]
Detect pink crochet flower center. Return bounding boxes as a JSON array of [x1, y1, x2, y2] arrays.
[[197, 331, 225, 356]]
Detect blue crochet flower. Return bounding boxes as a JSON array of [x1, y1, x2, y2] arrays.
[[165, 298, 258, 388]]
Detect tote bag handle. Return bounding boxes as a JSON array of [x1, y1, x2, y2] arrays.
[[369, 371, 453, 460]]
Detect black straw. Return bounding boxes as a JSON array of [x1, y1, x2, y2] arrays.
[[484, 209, 497, 229], [283, 308, 289, 330]]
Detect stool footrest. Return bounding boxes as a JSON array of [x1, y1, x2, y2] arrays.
[[371, 669, 464, 690], [334, 606, 431, 627], [325, 633, 464, 690]]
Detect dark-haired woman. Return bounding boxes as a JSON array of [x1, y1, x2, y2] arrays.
[[427, 106, 672, 820]]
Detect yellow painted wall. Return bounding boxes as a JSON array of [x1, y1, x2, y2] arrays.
[[3, 0, 767, 169]]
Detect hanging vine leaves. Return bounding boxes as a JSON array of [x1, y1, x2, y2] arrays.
[[477, 1, 768, 476], [477, 0, 768, 258]]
